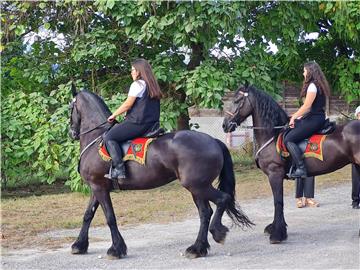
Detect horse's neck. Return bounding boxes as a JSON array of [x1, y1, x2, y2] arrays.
[[79, 126, 108, 151], [252, 111, 273, 146]]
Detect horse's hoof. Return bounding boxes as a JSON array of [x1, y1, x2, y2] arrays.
[[185, 251, 200, 259], [71, 241, 88, 254], [184, 244, 208, 259], [270, 239, 282, 244], [269, 234, 286, 244], [106, 254, 123, 260], [71, 247, 87, 254], [71, 248, 86, 254], [106, 245, 127, 259], [264, 224, 273, 235], [210, 226, 228, 244]]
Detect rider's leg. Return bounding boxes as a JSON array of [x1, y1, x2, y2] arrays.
[[105, 140, 126, 179], [103, 121, 154, 180], [284, 115, 325, 179], [286, 141, 307, 178]]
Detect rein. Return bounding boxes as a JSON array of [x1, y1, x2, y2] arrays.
[[224, 89, 288, 131], [77, 123, 114, 173], [79, 121, 110, 136], [225, 110, 287, 130], [254, 136, 274, 160]]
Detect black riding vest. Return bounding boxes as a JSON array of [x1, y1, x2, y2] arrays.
[[125, 86, 160, 124], [309, 84, 326, 115]]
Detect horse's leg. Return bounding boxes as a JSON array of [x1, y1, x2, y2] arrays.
[[185, 195, 213, 259], [209, 188, 232, 244], [264, 173, 287, 244], [72, 193, 99, 254], [94, 189, 127, 259]]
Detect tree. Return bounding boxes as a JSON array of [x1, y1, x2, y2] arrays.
[[1, 1, 359, 190]]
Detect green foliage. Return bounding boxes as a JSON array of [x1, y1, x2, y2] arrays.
[[1, 1, 359, 192], [1, 84, 81, 189], [333, 57, 360, 102]]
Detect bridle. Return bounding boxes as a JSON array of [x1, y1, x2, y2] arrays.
[[224, 90, 288, 159], [69, 96, 114, 173], [224, 90, 287, 130], [69, 97, 111, 137]]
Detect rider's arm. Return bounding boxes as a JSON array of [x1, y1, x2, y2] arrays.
[[108, 96, 136, 122], [113, 96, 136, 116], [292, 92, 316, 119], [289, 85, 317, 127]]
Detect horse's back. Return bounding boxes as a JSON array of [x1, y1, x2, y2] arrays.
[[172, 130, 222, 154], [313, 120, 360, 172], [166, 130, 224, 182]]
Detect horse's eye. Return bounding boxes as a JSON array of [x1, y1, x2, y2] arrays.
[[234, 96, 242, 104]]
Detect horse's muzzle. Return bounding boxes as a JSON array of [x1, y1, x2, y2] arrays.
[[222, 119, 237, 133], [69, 129, 80, 140]]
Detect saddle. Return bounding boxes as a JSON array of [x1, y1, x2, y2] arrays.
[[99, 122, 165, 164], [277, 119, 336, 178], [119, 122, 164, 156], [281, 119, 335, 152]]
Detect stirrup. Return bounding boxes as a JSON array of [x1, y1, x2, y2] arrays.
[[287, 166, 307, 179], [287, 165, 299, 180], [104, 166, 126, 180]]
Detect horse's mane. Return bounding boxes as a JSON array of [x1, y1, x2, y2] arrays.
[[78, 90, 112, 121], [247, 86, 289, 136]]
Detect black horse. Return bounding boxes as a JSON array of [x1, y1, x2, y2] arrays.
[[223, 85, 360, 244], [68, 87, 253, 259]]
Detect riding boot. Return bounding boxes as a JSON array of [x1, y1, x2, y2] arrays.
[[286, 142, 307, 179], [104, 140, 126, 179]]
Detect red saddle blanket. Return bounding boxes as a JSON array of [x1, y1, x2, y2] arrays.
[[99, 138, 154, 165], [276, 133, 327, 161]]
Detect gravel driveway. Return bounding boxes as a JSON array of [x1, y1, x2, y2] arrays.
[[2, 183, 359, 270]]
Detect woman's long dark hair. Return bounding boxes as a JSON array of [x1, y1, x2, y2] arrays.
[[131, 58, 163, 99], [301, 61, 331, 98]]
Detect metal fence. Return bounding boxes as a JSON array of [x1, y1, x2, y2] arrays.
[[189, 116, 255, 162]]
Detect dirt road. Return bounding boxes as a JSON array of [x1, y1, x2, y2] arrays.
[[2, 183, 359, 269]]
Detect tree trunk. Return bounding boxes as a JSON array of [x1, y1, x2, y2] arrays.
[[176, 42, 205, 130]]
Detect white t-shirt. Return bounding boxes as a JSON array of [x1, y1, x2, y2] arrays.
[[297, 83, 318, 120], [128, 79, 146, 98], [307, 83, 317, 94]]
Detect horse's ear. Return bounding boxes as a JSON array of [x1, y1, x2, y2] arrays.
[[71, 81, 78, 97], [244, 81, 249, 89]]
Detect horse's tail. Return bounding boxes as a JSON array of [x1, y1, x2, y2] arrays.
[[215, 139, 254, 228]]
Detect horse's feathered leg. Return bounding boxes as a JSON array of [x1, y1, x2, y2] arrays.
[[72, 193, 99, 254], [94, 189, 127, 259], [209, 189, 231, 244], [185, 195, 213, 259], [267, 173, 287, 244], [210, 139, 254, 243]]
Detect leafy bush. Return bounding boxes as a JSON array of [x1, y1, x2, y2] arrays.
[[1, 83, 82, 191]]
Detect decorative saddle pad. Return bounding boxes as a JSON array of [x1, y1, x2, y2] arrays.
[[99, 137, 154, 165], [276, 133, 327, 161]]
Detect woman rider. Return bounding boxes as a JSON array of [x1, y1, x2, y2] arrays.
[[284, 61, 331, 178], [104, 58, 163, 180]]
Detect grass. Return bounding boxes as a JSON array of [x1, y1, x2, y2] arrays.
[[0, 165, 351, 251]]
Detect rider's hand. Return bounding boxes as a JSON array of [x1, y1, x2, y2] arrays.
[[289, 116, 295, 128], [107, 115, 116, 123]]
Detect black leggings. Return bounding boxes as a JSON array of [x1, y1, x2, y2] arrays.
[[284, 114, 325, 145], [296, 177, 315, 198], [104, 121, 154, 145], [352, 164, 360, 203]]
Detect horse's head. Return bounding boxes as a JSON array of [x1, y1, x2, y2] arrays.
[[68, 84, 112, 141], [69, 95, 81, 140], [223, 86, 253, 133]]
